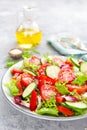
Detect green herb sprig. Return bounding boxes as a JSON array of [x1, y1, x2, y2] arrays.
[[5, 58, 20, 68], [22, 49, 40, 59]]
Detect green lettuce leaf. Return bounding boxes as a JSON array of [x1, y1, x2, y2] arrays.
[[72, 74, 87, 86], [5, 79, 19, 96], [41, 96, 56, 109], [55, 82, 69, 95]]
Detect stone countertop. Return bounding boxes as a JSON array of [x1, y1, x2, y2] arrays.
[[0, 0, 87, 130]]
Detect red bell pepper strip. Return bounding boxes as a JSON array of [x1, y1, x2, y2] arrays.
[[30, 90, 38, 111], [57, 106, 74, 116]]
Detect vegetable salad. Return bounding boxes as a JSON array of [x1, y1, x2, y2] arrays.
[[5, 54, 87, 117]]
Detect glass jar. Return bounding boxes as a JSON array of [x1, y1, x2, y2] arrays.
[[16, 6, 42, 49]]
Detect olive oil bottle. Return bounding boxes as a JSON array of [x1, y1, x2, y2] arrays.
[[16, 7, 42, 49]]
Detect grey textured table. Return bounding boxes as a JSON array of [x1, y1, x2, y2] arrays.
[[1, 0, 87, 130]]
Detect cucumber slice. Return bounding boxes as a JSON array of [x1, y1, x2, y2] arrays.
[[65, 101, 87, 110], [75, 71, 83, 76], [46, 65, 60, 79], [70, 57, 80, 68], [80, 62, 87, 74], [40, 57, 47, 64], [82, 92, 87, 99], [22, 82, 36, 98], [23, 69, 36, 76]]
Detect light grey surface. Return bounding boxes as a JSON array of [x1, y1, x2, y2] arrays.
[[1, 0, 87, 130]]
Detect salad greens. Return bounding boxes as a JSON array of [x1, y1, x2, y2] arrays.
[[36, 108, 58, 116], [55, 82, 69, 95], [72, 74, 87, 86], [36, 96, 58, 116], [4, 54, 87, 117], [5, 79, 19, 96], [41, 96, 56, 109]]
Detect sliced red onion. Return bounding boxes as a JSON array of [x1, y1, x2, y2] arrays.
[[14, 96, 30, 108], [79, 61, 83, 65], [21, 101, 30, 108], [62, 95, 78, 102], [60, 64, 65, 68], [60, 64, 70, 69], [37, 96, 42, 110], [14, 96, 22, 105]]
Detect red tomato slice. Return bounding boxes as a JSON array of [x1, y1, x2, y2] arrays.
[[61, 60, 73, 69], [57, 106, 74, 116], [56, 96, 65, 103], [58, 68, 75, 83], [38, 75, 56, 90], [67, 84, 87, 94], [38, 63, 50, 75], [16, 80, 23, 96], [21, 73, 34, 87], [12, 73, 20, 79], [40, 84, 58, 100], [38, 75, 56, 85], [52, 57, 65, 67], [30, 90, 38, 111], [29, 56, 40, 65], [11, 69, 23, 75]]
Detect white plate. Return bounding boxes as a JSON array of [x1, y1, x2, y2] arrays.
[[1, 60, 87, 121]]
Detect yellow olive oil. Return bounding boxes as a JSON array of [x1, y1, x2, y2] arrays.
[[16, 27, 42, 49]]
